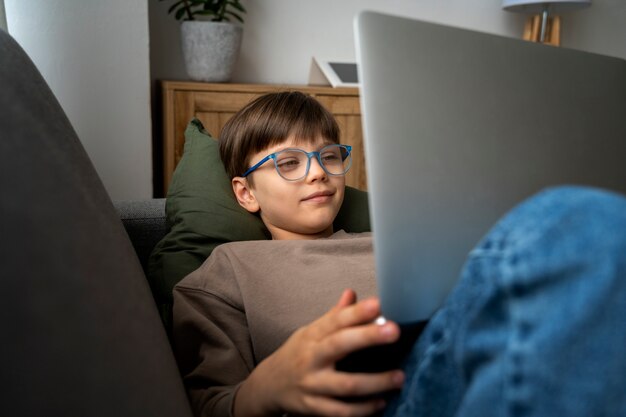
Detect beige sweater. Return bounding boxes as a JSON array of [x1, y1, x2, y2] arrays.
[[172, 231, 376, 417]]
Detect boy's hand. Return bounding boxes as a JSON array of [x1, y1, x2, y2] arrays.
[[233, 289, 404, 417]]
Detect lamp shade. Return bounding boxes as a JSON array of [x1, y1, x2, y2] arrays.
[[502, 0, 591, 13]]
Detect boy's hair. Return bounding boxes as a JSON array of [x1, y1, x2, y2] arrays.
[[219, 91, 340, 179]]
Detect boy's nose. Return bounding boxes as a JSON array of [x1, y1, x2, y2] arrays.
[[306, 156, 327, 181]]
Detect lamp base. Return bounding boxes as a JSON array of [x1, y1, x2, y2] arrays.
[[523, 14, 561, 46]]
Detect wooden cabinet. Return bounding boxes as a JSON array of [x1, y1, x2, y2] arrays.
[[160, 81, 366, 194]]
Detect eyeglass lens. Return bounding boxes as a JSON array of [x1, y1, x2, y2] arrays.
[[275, 145, 351, 180]]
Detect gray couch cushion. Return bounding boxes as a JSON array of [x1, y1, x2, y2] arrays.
[[115, 198, 168, 271], [0, 30, 192, 417]]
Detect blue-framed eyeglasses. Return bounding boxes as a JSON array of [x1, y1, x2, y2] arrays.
[[242, 144, 352, 181]]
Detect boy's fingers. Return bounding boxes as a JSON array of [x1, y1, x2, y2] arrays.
[[312, 297, 381, 338], [298, 394, 386, 417], [334, 289, 357, 309], [317, 321, 400, 364], [306, 369, 404, 398]]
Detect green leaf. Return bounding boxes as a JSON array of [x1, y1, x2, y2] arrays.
[[175, 7, 188, 20], [161, 0, 243, 22], [198, 0, 219, 12], [195, 9, 219, 18], [224, 10, 244, 23], [227, 2, 246, 23], [167, 1, 184, 15], [227, 1, 246, 13]]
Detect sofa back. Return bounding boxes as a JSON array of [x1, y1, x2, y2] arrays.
[[115, 199, 168, 272], [0, 30, 192, 417]]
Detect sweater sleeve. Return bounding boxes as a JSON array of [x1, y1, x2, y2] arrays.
[[172, 252, 255, 417]]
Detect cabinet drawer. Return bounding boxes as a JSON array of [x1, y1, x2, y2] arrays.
[[194, 91, 261, 112], [316, 95, 360, 115]]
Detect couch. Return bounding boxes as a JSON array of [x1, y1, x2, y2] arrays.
[[1, 29, 193, 416], [115, 199, 168, 274]]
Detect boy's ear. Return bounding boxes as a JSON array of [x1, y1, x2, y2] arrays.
[[231, 177, 260, 213]]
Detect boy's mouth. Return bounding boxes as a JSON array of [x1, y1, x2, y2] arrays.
[[301, 190, 335, 203]]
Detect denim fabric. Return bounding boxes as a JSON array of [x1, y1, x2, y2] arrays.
[[385, 186, 626, 417]]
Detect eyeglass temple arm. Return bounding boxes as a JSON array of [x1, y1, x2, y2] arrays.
[[242, 154, 274, 177]]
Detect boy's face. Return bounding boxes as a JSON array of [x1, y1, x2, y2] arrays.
[[232, 135, 345, 240]]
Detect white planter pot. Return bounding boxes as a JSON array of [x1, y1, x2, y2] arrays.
[[180, 21, 243, 82]]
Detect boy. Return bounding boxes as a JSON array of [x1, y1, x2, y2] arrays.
[[173, 91, 403, 417], [173, 91, 626, 417]]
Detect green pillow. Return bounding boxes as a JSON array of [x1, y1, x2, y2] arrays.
[[147, 118, 370, 329]]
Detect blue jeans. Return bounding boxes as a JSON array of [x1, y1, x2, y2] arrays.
[[385, 186, 626, 417]]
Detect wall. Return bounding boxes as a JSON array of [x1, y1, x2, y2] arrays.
[[561, 0, 626, 59], [150, 0, 625, 86], [0, 0, 6, 31], [5, 0, 152, 200]]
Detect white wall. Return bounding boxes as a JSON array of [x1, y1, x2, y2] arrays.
[[151, 0, 626, 86], [5, 0, 152, 200], [233, 0, 522, 84], [561, 0, 626, 59]]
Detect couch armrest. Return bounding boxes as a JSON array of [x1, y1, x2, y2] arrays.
[[114, 199, 168, 272]]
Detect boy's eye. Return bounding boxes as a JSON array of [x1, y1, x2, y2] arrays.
[[276, 158, 301, 171], [321, 152, 341, 163]]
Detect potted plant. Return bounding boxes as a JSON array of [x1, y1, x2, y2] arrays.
[[160, 0, 247, 82]]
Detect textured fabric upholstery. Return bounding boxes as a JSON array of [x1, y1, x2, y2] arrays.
[[0, 29, 192, 417], [115, 198, 168, 271]]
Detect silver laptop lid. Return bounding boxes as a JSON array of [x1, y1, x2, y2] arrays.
[[355, 11, 626, 324]]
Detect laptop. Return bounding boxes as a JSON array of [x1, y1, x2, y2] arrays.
[[354, 11, 626, 325]]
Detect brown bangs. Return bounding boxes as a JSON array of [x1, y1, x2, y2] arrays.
[[219, 91, 340, 179]]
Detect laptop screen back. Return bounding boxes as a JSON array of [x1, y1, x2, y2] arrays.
[[354, 11, 626, 324]]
